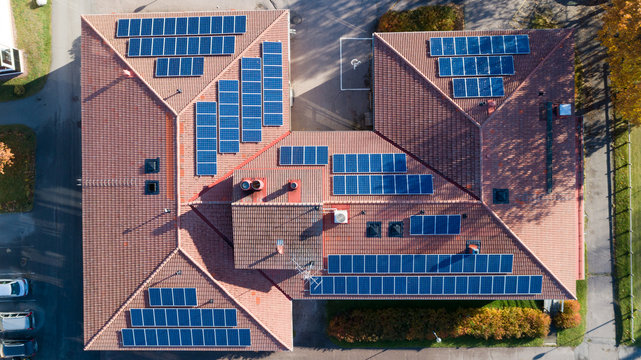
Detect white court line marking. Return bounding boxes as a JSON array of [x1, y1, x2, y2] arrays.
[[340, 37, 372, 91]]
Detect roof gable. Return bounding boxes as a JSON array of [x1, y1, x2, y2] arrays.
[[82, 10, 287, 114]]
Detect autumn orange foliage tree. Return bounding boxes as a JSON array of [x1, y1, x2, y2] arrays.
[[0, 141, 14, 175], [599, 0, 641, 125]]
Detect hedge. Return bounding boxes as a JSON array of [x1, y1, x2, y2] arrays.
[[376, 5, 463, 32], [328, 307, 550, 343]]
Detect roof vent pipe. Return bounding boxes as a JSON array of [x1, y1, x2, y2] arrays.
[[276, 239, 284, 254], [240, 179, 252, 191], [251, 179, 264, 191], [289, 181, 299, 190]]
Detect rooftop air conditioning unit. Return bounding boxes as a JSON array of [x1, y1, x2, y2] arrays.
[[334, 210, 348, 224]]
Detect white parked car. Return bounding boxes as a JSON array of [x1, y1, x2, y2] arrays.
[[0, 279, 28, 298], [0, 312, 35, 332]]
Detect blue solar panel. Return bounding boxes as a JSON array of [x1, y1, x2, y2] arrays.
[[278, 146, 329, 165], [148, 288, 198, 307], [126, 36, 235, 57], [155, 57, 204, 77], [332, 153, 406, 173], [116, 16, 247, 37], [131, 308, 236, 327], [195, 102, 217, 175], [505, 276, 518, 294], [241, 57, 262, 143], [516, 35, 530, 53], [430, 35, 530, 56], [409, 215, 461, 235], [442, 37, 455, 56], [529, 275, 543, 294], [430, 37, 443, 56], [122, 328, 250, 347], [262, 42, 284, 126], [140, 18, 153, 36], [452, 77, 504, 98], [438, 56, 514, 77], [332, 175, 433, 195], [327, 254, 513, 274], [218, 80, 240, 153]]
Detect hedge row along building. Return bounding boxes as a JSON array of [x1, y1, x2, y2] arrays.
[[81, 9, 583, 351]]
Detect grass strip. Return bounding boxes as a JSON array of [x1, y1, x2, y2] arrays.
[[0, 125, 35, 212], [557, 280, 587, 346], [0, 0, 52, 101]]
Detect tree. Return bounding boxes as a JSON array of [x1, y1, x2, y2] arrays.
[[599, 0, 641, 125], [0, 141, 14, 174]]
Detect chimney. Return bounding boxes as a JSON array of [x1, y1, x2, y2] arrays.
[[276, 239, 284, 254]]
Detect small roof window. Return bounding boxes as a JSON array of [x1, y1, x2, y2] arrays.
[[366, 222, 382, 238], [493, 188, 509, 204], [145, 158, 160, 174], [145, 180, 159, 195], [388, 221, 404, 238]]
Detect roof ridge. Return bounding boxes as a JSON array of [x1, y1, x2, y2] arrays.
[[481, 29, 574, 128], [373, 34, 480, 128], [177, 10, 289, 117], [374, 131, 480, 200], [84, 248, 181, 349], [177, 247, 293, 350], [187, 131, 292, 202], [80, 16, 178, 116], [481, 202, 576, 299]]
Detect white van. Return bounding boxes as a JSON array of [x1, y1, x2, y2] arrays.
[[0, 312, 35, 332]]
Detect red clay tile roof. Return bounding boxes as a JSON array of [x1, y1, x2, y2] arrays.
[[232, 204, 323, 270], [82, 8, 581, 352], [82, 10, 294, 351]]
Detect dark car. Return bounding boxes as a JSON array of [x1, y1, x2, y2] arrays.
[[0, 339, 37, 359]]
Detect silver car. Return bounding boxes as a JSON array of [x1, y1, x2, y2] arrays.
[[0, 279, 28, 298], [0, 339, 37, 359], [0, 312, 35, 332]]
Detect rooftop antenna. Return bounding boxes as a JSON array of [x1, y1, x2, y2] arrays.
[[289, 256, 320, 288]]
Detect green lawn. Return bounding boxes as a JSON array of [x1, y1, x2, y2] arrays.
[[629, 125, 641, 344], [327, 299, 545, 348], [0, 0, 52, 101], [0, 125, 35, 212], [612, 118, 634, 344], [557, 280, 587, 346]]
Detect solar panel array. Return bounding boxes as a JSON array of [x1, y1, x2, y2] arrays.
[[279, 146, 329, 165], [409, 215, 462, 235], [241, 58, 262, 142], [309, 275, 543, 296], [332, 174, 434, 195], [130, 308, 237, 327], [452, 77, 504, 98], [148, 288, 198, 307], [327, 254, 514, 274], [117, 16, 247, 37], [156, 57, 204, 77], [438, 56, 514, 77], [195, 102, 217, 175], [430, 35, 530, 56], [218, 80, 240, 153], [332, 153, 407, 173], [121, 328, 251, 347], [262, 42, 284, 126], [128, 36, 235, 57]]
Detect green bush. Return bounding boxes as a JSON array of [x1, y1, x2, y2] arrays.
[[377, 5, 463, 32], [328, 306, 550, 343], [553, 300, 582, 329]]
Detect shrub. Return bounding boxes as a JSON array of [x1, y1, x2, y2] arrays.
[[13, 85, 25, 97], [328, 306, 550, 343], [553, 300, 581, 329], [0, 142, 14, 174], [377, 5, 463, 32]]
